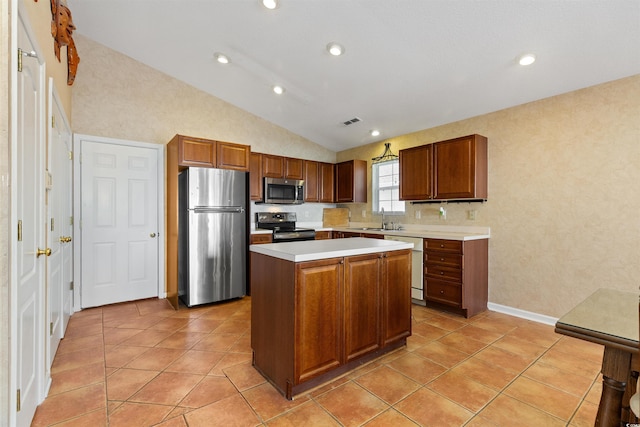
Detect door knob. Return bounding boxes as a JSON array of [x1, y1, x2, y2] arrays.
[[150, 233, 156, 238], [37, 248, 52, 257]]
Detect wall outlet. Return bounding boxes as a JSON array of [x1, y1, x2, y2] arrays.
[[415, 210, 421, 219], [361, 210, 366, 218], [439, 206, 447, 220], [467, 209, 477, 220]]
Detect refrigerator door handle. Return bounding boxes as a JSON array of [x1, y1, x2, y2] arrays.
[[192, 206, 244, 214]]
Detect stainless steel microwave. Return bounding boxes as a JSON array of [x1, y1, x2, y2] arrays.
[[263, 177, 305, 204]]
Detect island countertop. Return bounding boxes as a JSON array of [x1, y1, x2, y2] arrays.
[[250, 237, 413, 262]]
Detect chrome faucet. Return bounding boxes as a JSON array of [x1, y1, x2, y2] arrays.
[[381, 207, 385, 229]]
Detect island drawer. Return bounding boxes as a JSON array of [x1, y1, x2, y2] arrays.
[[425, 279, 462, 307], [424, 239, 462, 254], [424, 251, 462, 268]]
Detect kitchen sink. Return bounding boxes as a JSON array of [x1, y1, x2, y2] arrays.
[[348, 227, 385, 231]]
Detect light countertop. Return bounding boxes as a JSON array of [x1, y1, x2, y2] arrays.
[[251, 224, 490, 241], [250, 237, 413, 262]]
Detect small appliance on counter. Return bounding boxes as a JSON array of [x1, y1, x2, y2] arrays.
[[255, 212, 316, 242], [179, 167, 248, 307]]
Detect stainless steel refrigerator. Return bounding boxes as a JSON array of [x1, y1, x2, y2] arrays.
[[178, 167, 248, 307]]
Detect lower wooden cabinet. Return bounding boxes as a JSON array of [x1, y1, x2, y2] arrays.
[[424, 238, 488, 318], [251, 249, 411, 399], [294, 258, 343, 383], [314, 230, 332, 240], [250, 233, 272, 244]]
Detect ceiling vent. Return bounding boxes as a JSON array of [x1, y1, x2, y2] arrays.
[[342, 117, 361, 126]]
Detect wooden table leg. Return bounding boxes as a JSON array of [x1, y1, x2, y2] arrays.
[[596, 346, 632, 427]]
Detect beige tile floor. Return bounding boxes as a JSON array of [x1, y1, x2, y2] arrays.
[[32, 297, 605, 426]]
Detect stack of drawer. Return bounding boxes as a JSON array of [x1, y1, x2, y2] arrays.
[[423, 238, 488, 318]]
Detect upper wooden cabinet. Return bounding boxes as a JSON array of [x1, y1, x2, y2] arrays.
[[261, 155, 304, 180], [303, 160, 319, 202], [399, 144, 432, 201], [176, 135, 216, 168], [171, 134, 250, 171], [217, 141, 251, 171], [262, 154, 284, 178], [250, 152, 263, 201], [319, 162, 335, 203], [285, 157, 304, 180], [399, 134, 487, 201], [335, 160, 367, 203], [433, 134, 487, 200]]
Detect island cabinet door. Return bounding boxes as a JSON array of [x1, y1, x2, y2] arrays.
[[343, 253, 382, 362], [294, 258, 344, 384], [382, 250, 412, 346]]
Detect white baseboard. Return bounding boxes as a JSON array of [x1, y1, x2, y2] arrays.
[[487, 302, 558, 326]]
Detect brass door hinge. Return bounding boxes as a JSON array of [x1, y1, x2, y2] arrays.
[[17, 220, 22, 242], [17, 48, 36, 73], [51, 114, 56, 128], [68, 151, 73, 160], [16, 389, 20, 412], [70, 281, 74, 291], [50, 322, 53, 336]]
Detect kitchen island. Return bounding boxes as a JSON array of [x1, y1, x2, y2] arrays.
[[250, 238, 413, 399]]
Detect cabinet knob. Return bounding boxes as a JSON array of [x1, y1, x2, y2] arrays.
[[440, 271, 444, 275], [440, 258, 445, 261], [440, 244, 445, 248], [440, 290, 444, 294]]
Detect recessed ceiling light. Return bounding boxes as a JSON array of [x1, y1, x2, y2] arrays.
[[326, 42, 345, 56], [214, 53, 230, 64], [273, 85, 285, 95], [518, 53, 536, 66], [262, 0, 278, 10], [370, 130, 380, 137]]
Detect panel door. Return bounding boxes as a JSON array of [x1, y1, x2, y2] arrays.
[[80, 140, 159, 308], [399, 144, 432, 200], [294, 259, 343, 383], [303, 160, 319, 202], [46, 81, 74, 368], [433, 136, 475, 199], [15, 13, 46, 426], [382, 250, 412, 346], [344, 254, 381, 362]]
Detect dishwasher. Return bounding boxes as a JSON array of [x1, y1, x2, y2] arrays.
[[384, 235, 425, 305]]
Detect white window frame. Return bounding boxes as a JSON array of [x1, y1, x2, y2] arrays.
[[372, 159, 405, 215]]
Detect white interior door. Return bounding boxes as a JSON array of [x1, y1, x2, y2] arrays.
[[14, 10, 46, 427], [46, 80, 73, 369], [80, 139, 159, 308]]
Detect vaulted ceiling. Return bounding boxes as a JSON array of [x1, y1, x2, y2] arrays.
[[69, 0, 640, 152]]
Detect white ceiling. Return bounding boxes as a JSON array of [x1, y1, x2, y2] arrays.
[[69, 0, 640, 152]]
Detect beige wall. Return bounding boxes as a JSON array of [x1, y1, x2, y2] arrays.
[[337, 75, 640, 317], [22, 0, 73, 117], [71, 35, 335, 163]]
